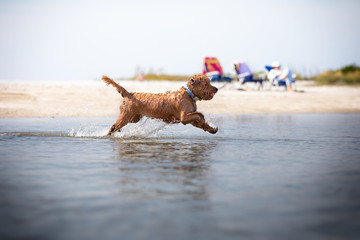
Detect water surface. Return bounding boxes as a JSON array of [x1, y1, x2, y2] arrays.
[[0, 114, 359, 240]]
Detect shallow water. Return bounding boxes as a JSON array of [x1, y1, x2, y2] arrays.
[[0, 114, 360, 240]]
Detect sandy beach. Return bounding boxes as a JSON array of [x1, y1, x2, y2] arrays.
[[1, 80, 360, 118]]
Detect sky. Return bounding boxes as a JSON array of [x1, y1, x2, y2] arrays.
[[0, 0, 359, 81]]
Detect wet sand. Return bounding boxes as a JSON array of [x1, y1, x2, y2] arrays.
[[1, 80, 360, 118]]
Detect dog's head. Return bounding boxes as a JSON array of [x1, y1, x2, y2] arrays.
[[187, 74, 218, 101]]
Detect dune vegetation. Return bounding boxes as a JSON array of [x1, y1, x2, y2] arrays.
[[132, 73, 193, 81], [314, 64, 360, 85]]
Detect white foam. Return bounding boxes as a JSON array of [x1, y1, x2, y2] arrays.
[[67, 126, 109, 138], [66, 117, 169, 138], [113, 118, 168, 138]]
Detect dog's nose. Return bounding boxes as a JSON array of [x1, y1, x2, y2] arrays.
[[214, 87, 218, 92]]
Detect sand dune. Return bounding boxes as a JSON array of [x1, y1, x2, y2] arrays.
[[1, 80, 360, 118]]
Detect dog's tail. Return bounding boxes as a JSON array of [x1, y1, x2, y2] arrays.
[[102, 76, 130, 98]]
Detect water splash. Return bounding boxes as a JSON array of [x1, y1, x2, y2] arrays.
[[67, 117, 169, 138], [68, 126, 109, 138], [113, 118, 169, 138]]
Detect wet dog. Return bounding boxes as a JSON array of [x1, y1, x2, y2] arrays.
[[102, 74, 218, 135]]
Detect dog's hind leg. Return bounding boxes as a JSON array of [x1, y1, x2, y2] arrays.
[[107, 112, 130, 136], [107, 113, 142, 136], [107, 118, 130, 136]]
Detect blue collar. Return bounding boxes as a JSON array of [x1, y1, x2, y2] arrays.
[[184, 84, 200, 101]]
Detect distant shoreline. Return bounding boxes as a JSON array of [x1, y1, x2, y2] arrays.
[[1, 81, 360, 118]]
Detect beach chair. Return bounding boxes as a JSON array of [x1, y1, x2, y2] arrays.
[[265, 65, 286, 90], [202, 57, 233, 82], [232, 62, 264, 90], [265, 65, 297, 90]]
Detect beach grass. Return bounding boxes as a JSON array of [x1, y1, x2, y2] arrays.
[[131, 73, 193, 81], [314, 64, 360, 85]]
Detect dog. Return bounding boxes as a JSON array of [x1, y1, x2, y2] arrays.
[[102, 74, 218, 136]]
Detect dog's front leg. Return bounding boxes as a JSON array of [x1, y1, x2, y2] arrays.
[[180, 111, 218, 134], [191, 119, 218, 134]]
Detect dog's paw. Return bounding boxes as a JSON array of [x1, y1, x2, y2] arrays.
[[209, 127, 218, 134]]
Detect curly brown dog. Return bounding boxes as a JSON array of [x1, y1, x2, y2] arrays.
[[102, 74, 218, 136]]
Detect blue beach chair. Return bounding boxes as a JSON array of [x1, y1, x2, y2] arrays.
[[265, 65, 287, 90], [265, 64, 297, 91]]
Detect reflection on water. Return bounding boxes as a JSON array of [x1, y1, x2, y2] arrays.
[[114, 139, 217, 201], [0, 114, 360, 240]]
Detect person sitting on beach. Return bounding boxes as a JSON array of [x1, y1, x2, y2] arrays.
[[267, 61, 296, 92]]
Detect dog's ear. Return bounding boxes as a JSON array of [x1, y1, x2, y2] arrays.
[[191, 76, 200, 85]]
